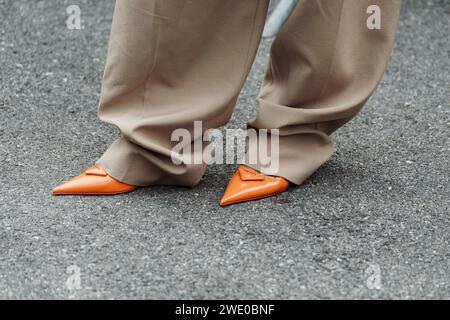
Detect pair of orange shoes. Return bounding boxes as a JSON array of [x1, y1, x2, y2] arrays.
[[53, 165, 289, 206]]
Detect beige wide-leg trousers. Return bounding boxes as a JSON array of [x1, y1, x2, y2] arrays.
[[97, 0, 401, 187]]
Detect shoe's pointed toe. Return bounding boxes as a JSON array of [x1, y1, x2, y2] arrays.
[[52, 165, 137, 195], [220, 166, 289, 206], [52, 182, 73, 195]]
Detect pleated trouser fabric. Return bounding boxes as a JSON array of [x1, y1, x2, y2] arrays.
[[97, 0, 401, 186]]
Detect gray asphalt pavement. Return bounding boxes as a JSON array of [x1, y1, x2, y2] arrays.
[[0, 0, 449, 299]]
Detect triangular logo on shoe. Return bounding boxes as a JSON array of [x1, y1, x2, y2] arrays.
[[238, 166, 265, 181]]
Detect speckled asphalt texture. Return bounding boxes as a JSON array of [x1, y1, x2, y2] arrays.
[[0, 0, 449, 299]]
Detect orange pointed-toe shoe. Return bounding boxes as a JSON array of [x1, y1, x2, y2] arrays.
[[220, 165, 289, 206], [52, 164, 137, 195]]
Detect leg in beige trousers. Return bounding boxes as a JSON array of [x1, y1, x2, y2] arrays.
[[97, 0, 401, 187]]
